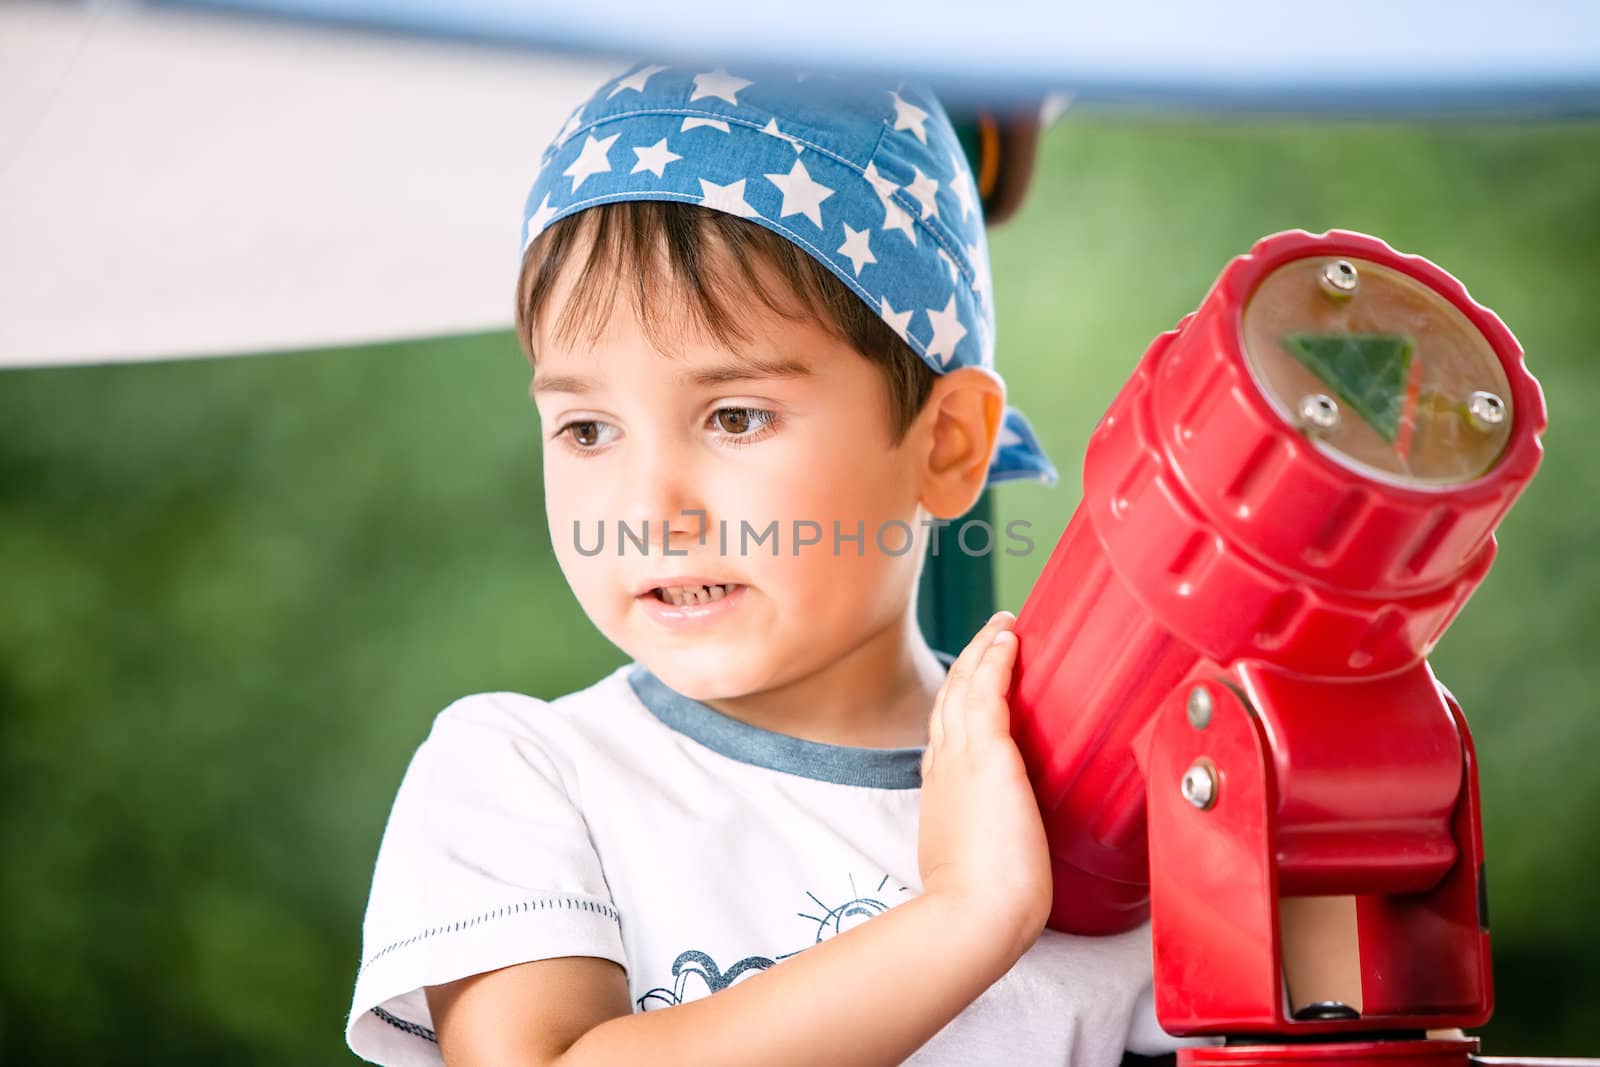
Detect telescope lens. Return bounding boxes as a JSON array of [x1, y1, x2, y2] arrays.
[[1241, 256, 1513, 487]]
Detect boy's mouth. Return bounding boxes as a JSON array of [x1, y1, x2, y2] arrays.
[[647, 582, 743, 607]]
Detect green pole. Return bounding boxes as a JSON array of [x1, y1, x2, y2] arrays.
[[916, 489, 997, 656]]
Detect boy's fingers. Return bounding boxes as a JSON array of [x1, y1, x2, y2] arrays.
[[940, 612, 1013, 750], [966, 629, 1019, 741], [938, 659, 973, 752], [942, 614, 1006, 700], [952, 612, 1012, 677], [928, 651, 954, 751]]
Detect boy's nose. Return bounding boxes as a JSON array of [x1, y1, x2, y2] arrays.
[[621, 448, 707, 551]]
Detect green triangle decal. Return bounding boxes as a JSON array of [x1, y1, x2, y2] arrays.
[[1281, 332, 1415, 442]]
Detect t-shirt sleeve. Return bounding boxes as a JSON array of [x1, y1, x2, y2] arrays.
[[346, 693, 626, 1067]]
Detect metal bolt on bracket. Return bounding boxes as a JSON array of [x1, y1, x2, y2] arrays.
[[1181, 760, 1218, 810]]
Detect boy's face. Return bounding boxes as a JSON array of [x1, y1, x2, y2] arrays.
[[531, 252, 932, 701]]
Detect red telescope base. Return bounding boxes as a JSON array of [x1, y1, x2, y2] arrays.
[[1182, 1042, 1599, 1067], [1184, 1038, 1478, 1067]]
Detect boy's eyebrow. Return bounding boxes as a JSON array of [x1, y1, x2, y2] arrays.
[[531, 355, 813, 396], [682, 355, 814, 387], [530, 372, 600, 396]]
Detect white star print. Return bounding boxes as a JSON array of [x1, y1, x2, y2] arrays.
[[948, 148, 977, 221], [698, 177, 760, 219], [997, 425, 1023, 448], [881, 196, 916, 244], [609, 64, 669, 98], [681, 116, 731, 134], [563, 132, 619, 191], [523, 193, 557, 248], [837, 224, 876, 276], [906, 166, 939, 219], [879, 297, 913, 343], [863, 161, 898, 202], [936, 247, 958, 283], [631, 137, 682, 177], [761, 118, 803, 153], [889, 90, 929, 143], [967, 239, 989, 301], [765, 158, 835, 227], [923, 293, 968, 367], [691, 68, 752, 106]]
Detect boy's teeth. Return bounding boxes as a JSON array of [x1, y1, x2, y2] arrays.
[[657, 583, 733, 605]]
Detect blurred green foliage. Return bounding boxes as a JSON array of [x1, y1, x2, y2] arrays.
[[2, 115, 1597, 1063]]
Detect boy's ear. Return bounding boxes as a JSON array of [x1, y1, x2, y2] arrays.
[[918, 366, 1006, 519]]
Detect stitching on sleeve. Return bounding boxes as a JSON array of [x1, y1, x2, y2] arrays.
[[373, 1006, 438, 1045], [359, 895, 622, 976]]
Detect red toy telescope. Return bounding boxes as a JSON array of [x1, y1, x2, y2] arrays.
[[1008, 230, 1549, 1067]]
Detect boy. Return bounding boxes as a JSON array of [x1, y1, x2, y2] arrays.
[[348, 64, 1178, 1066]]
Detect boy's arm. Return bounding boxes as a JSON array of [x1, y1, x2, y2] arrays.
[[427, 612, 1050, 1067], [426, 885, 1037, 1067]]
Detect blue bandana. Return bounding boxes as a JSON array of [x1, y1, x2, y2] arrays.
[[519, 63, 1058, 487]]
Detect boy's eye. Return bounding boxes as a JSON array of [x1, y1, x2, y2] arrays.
[[711, 407, 775, 437], [557, 420, 617, 449], [714, 408, 751, 434], [552, 410, 774, 454]]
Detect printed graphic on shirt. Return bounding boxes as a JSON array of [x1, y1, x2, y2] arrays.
[[637, 873, 913, 1010], [636, 950, 776, 1010]]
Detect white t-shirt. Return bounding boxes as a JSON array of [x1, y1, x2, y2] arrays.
[[347, 658, 1183, 1066]]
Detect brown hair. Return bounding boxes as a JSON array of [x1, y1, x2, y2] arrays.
[[514, 200, 936, 443]]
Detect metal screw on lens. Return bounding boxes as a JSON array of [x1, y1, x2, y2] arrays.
[[1467, 390, 1507, 431], [1298, 393, 1341, 433], [1186, 686, 1213, 730], [1181, 761, 1218, 811], [1319, 259, 1359, 299]]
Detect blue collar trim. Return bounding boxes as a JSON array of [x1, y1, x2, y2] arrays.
[[625, 650, 956, 789]]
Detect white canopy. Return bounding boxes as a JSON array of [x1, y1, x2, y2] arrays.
[[4, 0, 1597, 368], [1, 3, 620, 367]]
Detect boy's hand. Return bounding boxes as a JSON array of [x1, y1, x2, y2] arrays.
[[918, 611, 1052, 964]]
